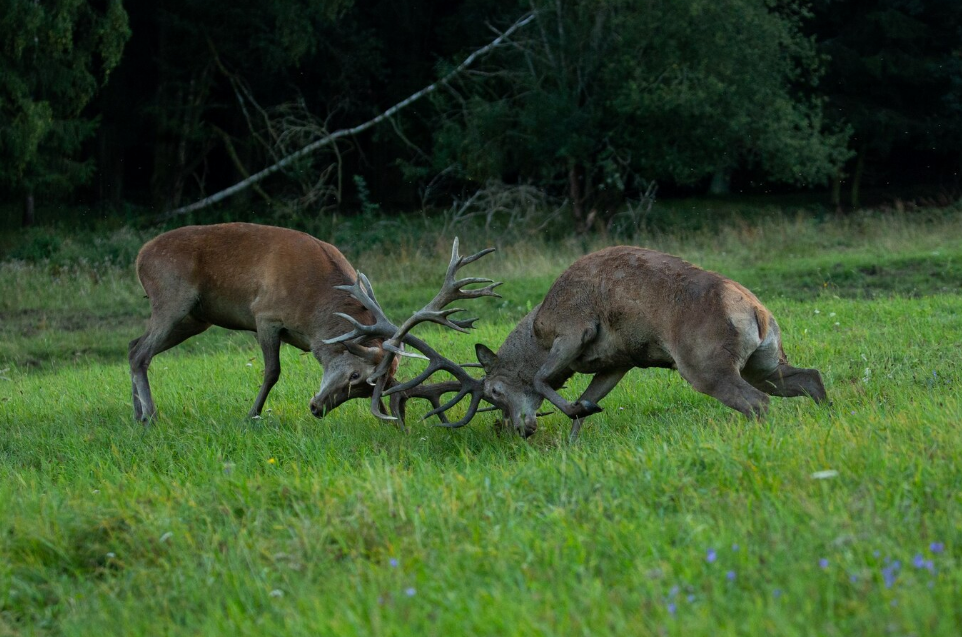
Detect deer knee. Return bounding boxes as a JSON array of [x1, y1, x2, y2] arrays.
[[128, 339, 151, 372]]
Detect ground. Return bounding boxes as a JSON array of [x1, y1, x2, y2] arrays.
[[1, 207, 961, 636]]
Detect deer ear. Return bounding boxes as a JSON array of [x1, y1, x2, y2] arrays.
[[475, 344, 498, 372]]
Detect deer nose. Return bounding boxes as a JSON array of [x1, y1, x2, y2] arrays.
[[310, 401, 323, 418]]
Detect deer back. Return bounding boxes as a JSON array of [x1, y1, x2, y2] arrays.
[[136, 223, 373, 345], [531, 246, 776, 369]]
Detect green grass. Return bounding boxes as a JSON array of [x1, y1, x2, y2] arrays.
[[2, 209, 962, 635]]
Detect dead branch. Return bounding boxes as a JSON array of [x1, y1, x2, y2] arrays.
[[161, 12, 537, 220]]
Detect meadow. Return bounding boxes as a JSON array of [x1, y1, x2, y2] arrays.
[[1, 205, 961, 636]]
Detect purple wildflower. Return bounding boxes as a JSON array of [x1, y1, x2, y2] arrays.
[[912, 554, 926, 569], [731, 543, 740, 552], [726, 570, 736, 581], [668, 585, 680, 598], [687, 594, 696, 603], [849, 574, 858, 584], [818, 558, 829, 569], [706, 548, 717, 563], [405, 587, 416, 597], [930, 542, 945, 554], [773, 589, 782, 599], [881, 561, 901, 589], [667, 602, 677, 615], [389, 558, 399, 568]]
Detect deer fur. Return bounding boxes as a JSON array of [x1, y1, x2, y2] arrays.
[[129, 222, 395, 422], [474, 246, 827, 438]]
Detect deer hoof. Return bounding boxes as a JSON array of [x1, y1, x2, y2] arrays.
[[578, 399, 602, 416]]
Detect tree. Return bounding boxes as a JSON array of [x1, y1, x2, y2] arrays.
[[428, 0, 850, 232], [811, 0, 962, 208], [108, 0, 356, 210], [0, 0, 129, 226]]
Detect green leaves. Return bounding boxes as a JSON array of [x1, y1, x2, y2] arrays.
[[0, 0, 130, 195], [430, 0, 849, 216]]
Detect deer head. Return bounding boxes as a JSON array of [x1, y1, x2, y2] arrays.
[[325, 238, 502, 428]]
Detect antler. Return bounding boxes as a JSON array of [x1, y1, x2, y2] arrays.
[[325, 238, 501, 427]]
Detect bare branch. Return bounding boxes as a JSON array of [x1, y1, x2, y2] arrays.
[[161, 12, 537, 220]]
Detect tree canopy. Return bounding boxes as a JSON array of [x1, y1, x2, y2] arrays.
[[0, 0, 129, 212], [0, 0, 959, 226]]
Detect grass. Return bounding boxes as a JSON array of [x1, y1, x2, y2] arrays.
[[2, 206, 962, 635]]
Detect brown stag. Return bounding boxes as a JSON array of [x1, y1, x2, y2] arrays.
[[343, 245, 827, 441], [129, 222, 399, 422]]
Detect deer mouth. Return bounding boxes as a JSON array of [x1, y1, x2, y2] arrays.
[[310, 382, 376, 418]]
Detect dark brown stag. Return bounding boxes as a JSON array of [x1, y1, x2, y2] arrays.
[[129, 222, 399, 422], [348, 245, 827, 440]]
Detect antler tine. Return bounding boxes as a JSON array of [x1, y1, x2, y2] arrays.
[[432, 392, 484, 429], [381, 238, 501, 348], [326, 239, 498, 430], [381, 335, 476, 395], [369, 375, 398, 422], [389, 380, 463, 427], [380, 333, 488, 426], [323, 272, 399, 346]]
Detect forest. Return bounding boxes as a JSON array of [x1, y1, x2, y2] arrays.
[[2, 0, 961, 230]]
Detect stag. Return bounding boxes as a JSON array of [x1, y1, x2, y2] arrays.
[[129, 222, 399, 422], [347, 245, 827, 440]]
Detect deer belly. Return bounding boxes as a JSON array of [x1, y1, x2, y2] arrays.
[[634, 342, 676, 369], [571, 336, 639, 373], [193, 298, 257, 332]]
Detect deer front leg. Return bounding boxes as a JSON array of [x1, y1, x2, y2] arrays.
[[568, 369, 628, 442], [250, 321, 282, 418], [533, 328, 603, 419]]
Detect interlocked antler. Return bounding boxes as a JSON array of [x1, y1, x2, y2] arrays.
[[324, 238, 501, 427]]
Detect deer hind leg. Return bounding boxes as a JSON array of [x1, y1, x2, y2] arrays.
[[249, 321, 282, 418], [741, 341, 828, 405], [569, 369, 628, 442], [533, 325, 604, 420], [747, 363, 828, 404], [675, 347, 770, 419], [129, 314, 209, 423]]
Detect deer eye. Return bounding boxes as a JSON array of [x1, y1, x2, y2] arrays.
[[350, 372, 361, 381]]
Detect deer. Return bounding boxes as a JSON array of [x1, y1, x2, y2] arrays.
[[336, 245, 827, 441], [128, 222, 400, 422]]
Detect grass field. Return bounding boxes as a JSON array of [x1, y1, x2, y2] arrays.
[[1, 208, 961, 635]]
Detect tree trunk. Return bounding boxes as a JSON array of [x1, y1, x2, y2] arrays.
[[568, 162, 585, 233], [850, 147, 865, 210], [22, 192, 35, 228], [708, 167, 731, 195], [831, 171, 842, 213], [98, 123, 125, 208]]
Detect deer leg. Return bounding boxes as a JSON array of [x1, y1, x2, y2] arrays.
[[533, 327, 603, 419], [568, 369, 628, 442], [129, 317, 209, 423], [741, 341, 828, 405], [676, 354, 770, 419], [749, 363, 827, 404], [250, 322, 282, 417], [129, 336, 145, 421]]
